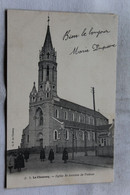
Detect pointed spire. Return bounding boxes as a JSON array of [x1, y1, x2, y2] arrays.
[[39, 16, 57, 62], [30, 82, 38, 103], [43, 16, 53, 50], [30, 82, 37, 95]]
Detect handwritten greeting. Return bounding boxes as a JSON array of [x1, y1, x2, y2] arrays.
[[62, 27, 116, 55]]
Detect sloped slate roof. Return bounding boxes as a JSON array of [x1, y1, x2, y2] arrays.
[[54, 98, 108, 120], [96, 124, 111, 130], [58, 118, 94, 130], [58, 118, 111, 131]]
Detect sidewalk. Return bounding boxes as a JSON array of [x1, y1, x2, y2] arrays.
[[67, 152, 113, 168]]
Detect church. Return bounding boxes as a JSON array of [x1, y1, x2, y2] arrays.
[[20, 17, 112, 153]]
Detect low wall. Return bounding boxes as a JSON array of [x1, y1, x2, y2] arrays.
[[97, 146, 113, 157]]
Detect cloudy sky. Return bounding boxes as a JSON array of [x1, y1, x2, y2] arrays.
[[7, 10, 117, 149]]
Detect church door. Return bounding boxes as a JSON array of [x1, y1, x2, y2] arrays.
[[39, 138, 43, 147]]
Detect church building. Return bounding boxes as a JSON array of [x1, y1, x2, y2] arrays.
[[21, 17, 111, 152]]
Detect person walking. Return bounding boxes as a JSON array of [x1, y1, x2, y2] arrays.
[[40, 148, 45, 161], [24, 149, 30, 162], [48, 149, 54, 163], [14, 152, 18, 170], [62, 148, 68, 163], [16, 152, 25, 172], [8, 153, 14, 173]]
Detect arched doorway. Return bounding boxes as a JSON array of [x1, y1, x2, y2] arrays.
[[37, 133, 43, 147]]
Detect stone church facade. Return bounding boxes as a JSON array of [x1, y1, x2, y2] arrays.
[[21, 18, 111, 152]]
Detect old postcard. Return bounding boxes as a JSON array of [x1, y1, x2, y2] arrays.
[[6, 10, 118, 188]]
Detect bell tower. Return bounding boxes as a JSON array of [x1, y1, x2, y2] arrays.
[[28, 17, 58, 148], [37, 16, 57, 101]]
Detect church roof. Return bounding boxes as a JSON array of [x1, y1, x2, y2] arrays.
[[59, 119, 94, 130], [96, 124, 111, 130], [42, 24, 53, 51], [54, 98, 108, 120], [58, 118, 111, 131]]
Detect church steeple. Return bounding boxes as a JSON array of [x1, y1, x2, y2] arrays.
[[37, 16, 58, 101], [39, 17, 56, 62], [42, 16, 53, 51], [30, 82, 37, 103]]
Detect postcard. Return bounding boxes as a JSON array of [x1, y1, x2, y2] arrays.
[[6, 10, 117, 188]]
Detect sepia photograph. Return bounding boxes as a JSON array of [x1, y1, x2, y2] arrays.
[[7, 10, 118, 188]]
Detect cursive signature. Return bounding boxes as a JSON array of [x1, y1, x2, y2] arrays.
[[92, 44, 116, 51], [69, 46, 89, 55], [69, 44, 116, 55]]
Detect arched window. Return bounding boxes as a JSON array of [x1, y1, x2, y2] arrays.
[[87, 116, 90, 124], [47, 52, 50, 59], [40, 68, 43, 82], [78, 114, 81, 122], [82, 131, 84, 141], [32, 96, 35, 102], [72, 113, 74, 121], [35, 108, 43, 126], [96, 118, 99, 126], [46, 92, 49, 98], [53, 130, 59, 141], [64, 111, 68, 120], [90, 116, 94, 125], [92, 132, 95, 141], [46, 65, 49, 80], [87, 131, 91, 141], [82, 115, 85, 123], [56, 109, 59, 118], [52, 67, 54, 82], [55, 131, 57, 140], [78, 130, 84, 140], [41, 69, 43, 81], [39, 112, 43, 125], [65, 129, 69, 140]]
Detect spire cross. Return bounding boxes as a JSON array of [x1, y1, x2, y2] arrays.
[[47, 15, 50, 26]]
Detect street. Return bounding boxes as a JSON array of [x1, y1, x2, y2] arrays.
[[7, 152, 113, 175], [7, 153, 113, 188]]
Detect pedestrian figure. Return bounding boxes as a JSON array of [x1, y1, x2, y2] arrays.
[[14, 152, 18, 170], [40, 148, 45, 161], [8, 153, 14, 173], [62, 148, 68, 163], [24, 149, 30, 162], [48, 149, 54, 163], [16, 152, 25, 172]]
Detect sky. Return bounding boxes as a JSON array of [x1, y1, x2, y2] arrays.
[[7, 10, 118, 149]]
